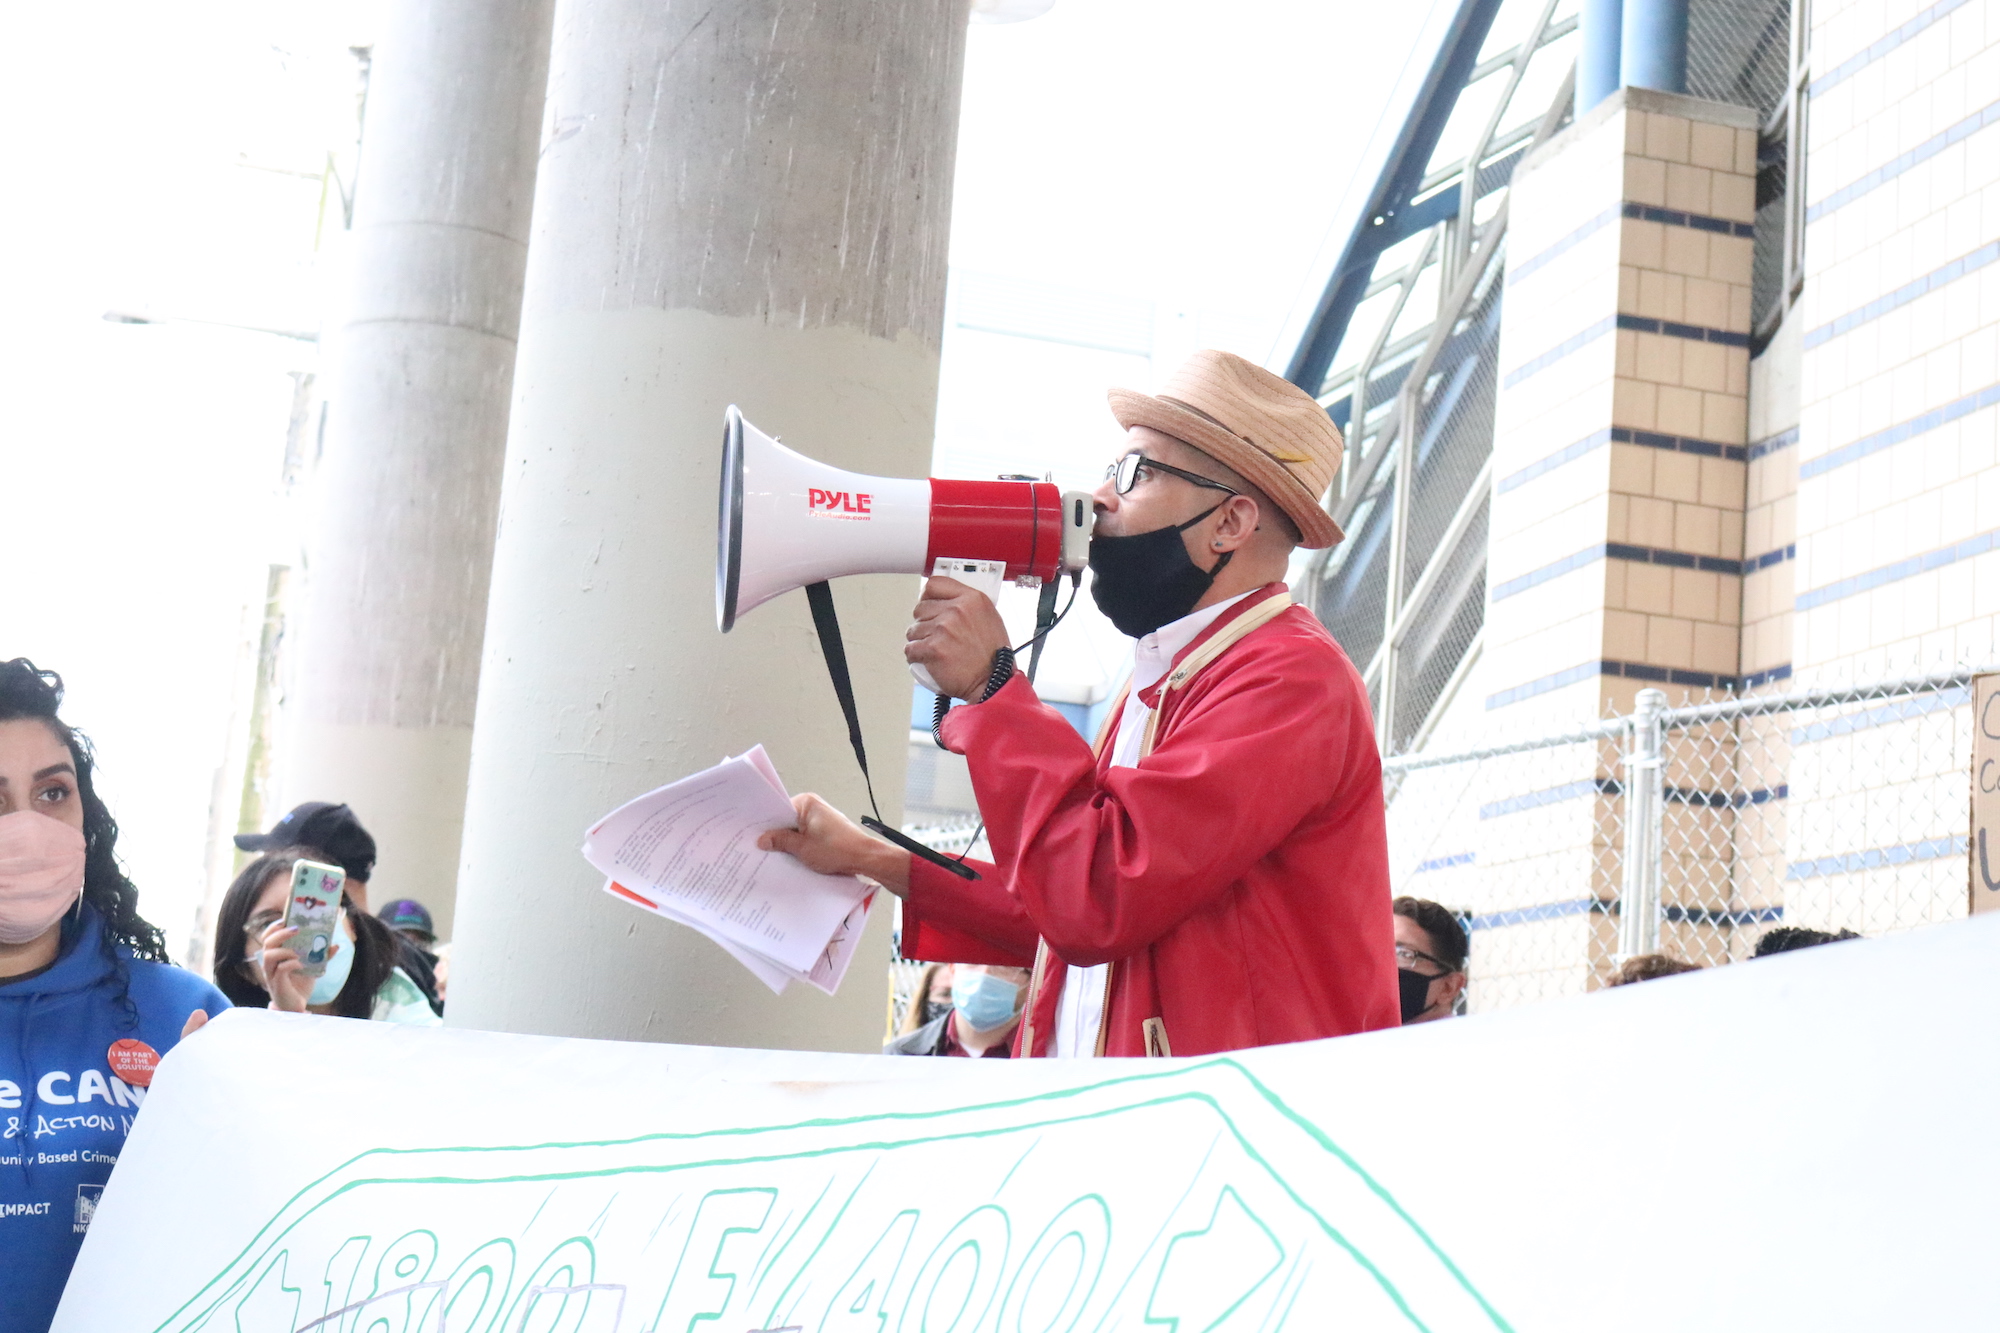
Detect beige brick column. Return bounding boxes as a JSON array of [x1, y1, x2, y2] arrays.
[[1486, 86, 1759, 717], [1471, 87, 1761, 987]]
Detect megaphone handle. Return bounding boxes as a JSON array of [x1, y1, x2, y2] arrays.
[[802, 580, 981, 882]]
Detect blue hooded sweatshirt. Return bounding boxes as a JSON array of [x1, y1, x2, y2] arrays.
[[0, 903, 228, 1333]]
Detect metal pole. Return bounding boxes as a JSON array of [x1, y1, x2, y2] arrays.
[[1376, 385, 1422, 751], [1619, 687, 1668, 957], [1783, 0, 1810, 310], [1577, 0, 1624, 113], [1620, 0, 1689, 94]]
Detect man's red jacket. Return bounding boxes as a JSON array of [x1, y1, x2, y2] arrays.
[[901, 583, 1399, 1057]]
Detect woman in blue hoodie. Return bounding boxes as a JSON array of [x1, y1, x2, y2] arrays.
[[0, 659, 228, 1333]]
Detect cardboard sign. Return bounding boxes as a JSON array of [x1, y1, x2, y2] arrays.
[[1973, 673, 2000, 913], [56, 915, 2000, 1331]]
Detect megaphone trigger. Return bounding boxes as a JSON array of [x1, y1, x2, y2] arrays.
[[909, 558, 1008, 696]]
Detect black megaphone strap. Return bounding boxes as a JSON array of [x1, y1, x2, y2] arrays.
[[803, 580, 978, 880]]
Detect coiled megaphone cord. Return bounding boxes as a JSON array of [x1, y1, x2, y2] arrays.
[[930, 572, 1079, 748], [931, 570, 1082, 868]]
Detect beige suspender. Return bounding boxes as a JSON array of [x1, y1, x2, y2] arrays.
[[1137, 592, 1293, 758], [1025, 590, 1294, 1058]]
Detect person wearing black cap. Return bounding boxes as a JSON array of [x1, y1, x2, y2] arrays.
[[234, 803, 442, 1015], [234, 802, 377, 910]]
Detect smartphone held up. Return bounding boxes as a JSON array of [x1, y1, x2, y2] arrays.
[[283, 860, 346, 979]]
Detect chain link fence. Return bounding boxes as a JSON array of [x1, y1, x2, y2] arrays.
[[1388, 668, 1982, 1010], [889, 668, 1978, 1022]]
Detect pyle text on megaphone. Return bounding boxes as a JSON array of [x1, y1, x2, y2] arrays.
[[716, 405, 1094, 660]]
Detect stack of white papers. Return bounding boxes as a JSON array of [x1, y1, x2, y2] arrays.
[[582, 745, 876, 995]]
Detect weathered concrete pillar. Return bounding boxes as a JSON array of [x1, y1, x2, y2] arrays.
[[281, 0, 554, 936], [446, 1, 966, 1048]]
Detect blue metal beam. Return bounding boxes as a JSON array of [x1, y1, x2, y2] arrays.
[[1577, 0, 1624, 112], [1319, 139, 1529, 429], [1283, 0, 1509, 397], [1622, 0, 1690, 93]]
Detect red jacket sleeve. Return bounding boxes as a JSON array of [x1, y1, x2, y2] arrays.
[[899, 853, 1040, 966], [941, 650, 1357, 967]]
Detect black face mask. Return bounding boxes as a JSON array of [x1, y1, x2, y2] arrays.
[[1398, 968, 1436, 1024], [1088, 505, 1231, 638]]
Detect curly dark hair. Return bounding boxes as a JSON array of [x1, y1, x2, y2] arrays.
[[1752, 925, 1862, 957], [0, 658, 169, 963], [1606, 953, 1700, 986], [212, 849, 400, 1020]]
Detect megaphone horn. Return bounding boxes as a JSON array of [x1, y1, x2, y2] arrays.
[[717, 405, 1093, 633]]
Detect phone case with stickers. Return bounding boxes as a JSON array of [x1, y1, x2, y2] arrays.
[[283, 860, 346, 978]]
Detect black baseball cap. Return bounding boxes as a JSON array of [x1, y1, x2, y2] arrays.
[[235, 801, 377, 882]]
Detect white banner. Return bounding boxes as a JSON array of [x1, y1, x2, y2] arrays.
[[55, 913, 2000, 1332]]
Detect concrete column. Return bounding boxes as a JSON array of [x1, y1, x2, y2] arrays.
[[281, 0, 554, 936], [446, 1, 967, 1048]]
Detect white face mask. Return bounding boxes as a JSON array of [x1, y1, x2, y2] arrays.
[[0, 811, 86, 945], [308, 912, 355, 1005]]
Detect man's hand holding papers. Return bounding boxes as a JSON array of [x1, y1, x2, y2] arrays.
[[758, 792, 911, 892], [582, 745, 876, 995]]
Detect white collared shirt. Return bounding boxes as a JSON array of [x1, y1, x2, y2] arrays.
[[1048, 590, 1256, 1058]]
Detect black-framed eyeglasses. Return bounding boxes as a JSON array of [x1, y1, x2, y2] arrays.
[[1395, 943, 1458, 975], [1106, 452, 1240, 498]]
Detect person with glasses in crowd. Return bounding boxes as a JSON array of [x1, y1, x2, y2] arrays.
[[233, 802, 441, 1015], [765, 350, 1398, 1057], [211, 851, 442, 1026], [1392, 896, 1468, 1024]]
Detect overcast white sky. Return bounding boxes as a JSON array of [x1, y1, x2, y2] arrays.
[[0, 0, 1439, 953]]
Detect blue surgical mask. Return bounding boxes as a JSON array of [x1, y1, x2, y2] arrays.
[[953, 972, 1022, 1032], [309, 914, 355, 1006]]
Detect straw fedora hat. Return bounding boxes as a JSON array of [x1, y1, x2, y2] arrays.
[[1107, 350, 1344, 548]]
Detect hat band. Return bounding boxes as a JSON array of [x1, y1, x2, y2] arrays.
[[1157, 396, 1315, 469]]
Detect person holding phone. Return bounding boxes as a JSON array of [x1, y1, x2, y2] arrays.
[[211, 850, 440, 1026], [0, 659, 230, 1333], [230, 802, 444, 1012]]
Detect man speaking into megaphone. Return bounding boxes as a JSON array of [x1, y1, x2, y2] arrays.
[[762, 350, 1399, 1057]]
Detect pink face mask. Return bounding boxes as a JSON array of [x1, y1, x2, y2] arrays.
[[0, 811, 87, 945]]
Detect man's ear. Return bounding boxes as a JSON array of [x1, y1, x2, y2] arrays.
[[1212, 494, 1264, 550]]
